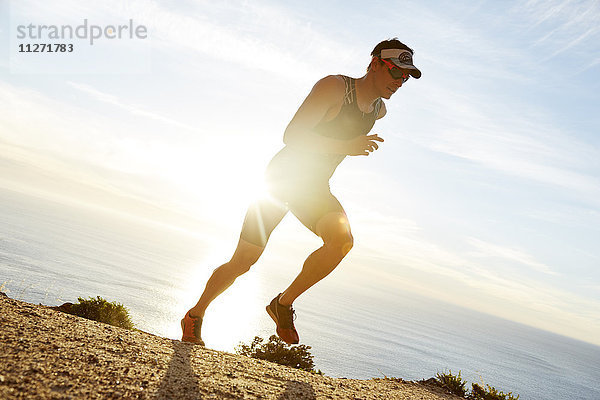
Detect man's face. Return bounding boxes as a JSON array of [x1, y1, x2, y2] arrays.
[[374, 58, 410, 99]]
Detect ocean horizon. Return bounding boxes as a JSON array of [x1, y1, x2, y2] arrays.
[[2, 187, 599, 400]]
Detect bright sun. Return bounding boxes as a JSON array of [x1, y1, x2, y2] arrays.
[[162, 133, 276, 222]]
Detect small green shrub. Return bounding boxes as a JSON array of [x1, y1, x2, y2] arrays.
[[236, 335, 321, 374], [469, 383, 520, 400], [67, 296, 134, 329], [431, 371, 520, 400], [436, 370, 468, 397]]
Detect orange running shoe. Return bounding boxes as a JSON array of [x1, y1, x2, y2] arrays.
[[266, 293, 299, 345], [181, 311, 205, 346]]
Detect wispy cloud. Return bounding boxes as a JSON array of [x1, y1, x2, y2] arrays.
[[515, 0, 600, 62], [402, 67, 600, 206], [118, 0, 352, 84], [466, 237, 557, 275], [0, 80, 192, 178], [338, 191, 600, 340], [67, 82, 193, 130], [8, 0, 350, 83], [347, 210, 600, 342], [365, 3, 600, 211]]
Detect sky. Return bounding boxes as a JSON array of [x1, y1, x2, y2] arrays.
[[1, 0, 599, 345]]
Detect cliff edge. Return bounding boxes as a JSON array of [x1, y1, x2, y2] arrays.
[[0, 293, 461, 399]]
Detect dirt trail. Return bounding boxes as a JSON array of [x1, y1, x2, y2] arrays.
[[0, 293, 461, 399]]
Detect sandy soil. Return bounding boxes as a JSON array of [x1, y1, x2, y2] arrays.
[[0, 293, 463, 399]]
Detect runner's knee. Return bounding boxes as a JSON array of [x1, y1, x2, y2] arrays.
[[319, 215, 354, 256], [325, 231, 354, 256]]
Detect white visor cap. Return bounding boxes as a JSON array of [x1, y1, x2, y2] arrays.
[[379, 48, 421, 79]]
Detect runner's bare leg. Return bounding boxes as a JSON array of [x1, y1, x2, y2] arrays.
[[278, 212, 353, 305], [189, 239, 265, 318]]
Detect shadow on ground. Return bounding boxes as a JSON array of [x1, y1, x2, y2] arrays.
[[155, 340, 203, 400], [156, 340, 317, 399], [277, 380, 316, 399]]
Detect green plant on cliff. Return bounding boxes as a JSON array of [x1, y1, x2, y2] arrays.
[[433, 371, 519, 400], [436, 370, 468, 397], [236, 335, 321, 374], [469, 383, 520, 400], [67, 296, 134, 329]]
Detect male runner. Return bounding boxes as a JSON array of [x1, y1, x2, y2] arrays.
[[182, 38, 421, 345]]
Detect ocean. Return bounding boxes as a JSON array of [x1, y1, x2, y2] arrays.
[[1, 187, 599, 400]]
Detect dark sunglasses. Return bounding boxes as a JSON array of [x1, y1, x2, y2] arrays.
[[380, 58, 410, 83]]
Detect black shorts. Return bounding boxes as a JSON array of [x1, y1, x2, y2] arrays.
[[239, 178, 346, 247]]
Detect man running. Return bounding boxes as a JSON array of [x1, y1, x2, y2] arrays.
[[182, 38, 421, 345]]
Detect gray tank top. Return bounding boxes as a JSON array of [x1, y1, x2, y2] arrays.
[[266, 75, 382, 184]]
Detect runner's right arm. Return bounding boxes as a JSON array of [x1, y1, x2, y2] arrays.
[[283, 76, 383, 156]]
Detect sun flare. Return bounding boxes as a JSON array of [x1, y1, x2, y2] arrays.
[[158, 134, 275, 220]]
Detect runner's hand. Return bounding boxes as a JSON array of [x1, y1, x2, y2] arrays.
[[345, 134, 384, 156]]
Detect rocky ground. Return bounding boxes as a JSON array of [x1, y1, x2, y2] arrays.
[[0, 293, 463, 399]]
